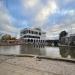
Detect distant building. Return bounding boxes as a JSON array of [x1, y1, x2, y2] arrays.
[[60, 34, 75, 46], [69, 34, 75, 45], [20, 28, 46, 45]]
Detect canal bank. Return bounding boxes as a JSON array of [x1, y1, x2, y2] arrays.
[[0, 55, 75, 75]]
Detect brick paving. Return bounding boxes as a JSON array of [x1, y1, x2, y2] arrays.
[[0, 55, 75, 75]]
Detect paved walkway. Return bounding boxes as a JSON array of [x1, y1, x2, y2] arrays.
[[0, 55, 75, 75]]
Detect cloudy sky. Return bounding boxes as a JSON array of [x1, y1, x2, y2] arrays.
[[0, 0, 75, 39]]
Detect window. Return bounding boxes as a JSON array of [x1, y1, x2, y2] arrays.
[[23, 35, 40, 39], [39, 32, 41, 35]]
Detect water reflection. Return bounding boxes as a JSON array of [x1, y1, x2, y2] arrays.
[[59, 47, 75, 58], [0, 46, 20, 54], [20, 44, 46, 55], [0, 45, 75, 59]]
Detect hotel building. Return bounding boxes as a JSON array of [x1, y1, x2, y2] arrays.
[[20, 28, 46, 45]]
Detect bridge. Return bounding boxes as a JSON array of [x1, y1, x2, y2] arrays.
[[46, 40, 59, 46]]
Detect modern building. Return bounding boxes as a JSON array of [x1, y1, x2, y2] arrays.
[[20, 28, 46, 45], [60, 34, 75, 46]]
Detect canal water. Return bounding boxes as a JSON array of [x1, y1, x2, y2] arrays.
[[0, 45, 75, 59]]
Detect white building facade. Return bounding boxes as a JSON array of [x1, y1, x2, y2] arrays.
[[20, 28, 46, 45]]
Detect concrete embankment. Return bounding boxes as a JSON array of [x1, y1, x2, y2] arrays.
[[0, 54, 75, 75], [0, 54, 75, 63], [59, 45, 75, 47], [0, 43, 22, 46]]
